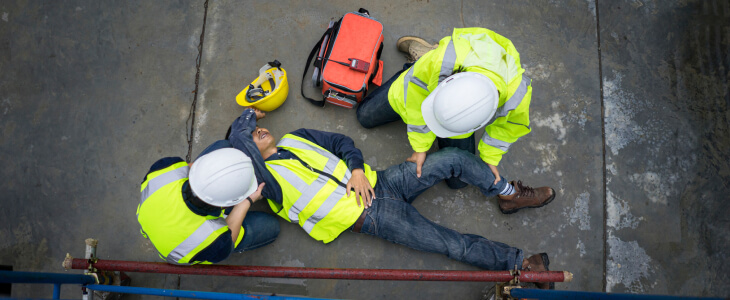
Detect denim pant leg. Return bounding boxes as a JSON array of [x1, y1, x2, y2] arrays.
[[357, 63, 413, 128], [377, 147, 508, 203], [355, 195, 523, 270], [436, 134, 476, 189], [233, 211, 281, 253]]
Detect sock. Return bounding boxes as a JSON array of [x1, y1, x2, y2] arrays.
[[499, 182, 515, 196]]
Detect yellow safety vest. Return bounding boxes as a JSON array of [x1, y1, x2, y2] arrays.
[[388, 27, 533, 165], [136, 161, 244, 265], [265, 134, 378, 243]]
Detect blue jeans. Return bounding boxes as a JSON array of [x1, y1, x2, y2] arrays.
[[357, 63, 477, 189], [234, 211, 280, 252], [353, 148, 522, 270], [356, 63, 412, 129]]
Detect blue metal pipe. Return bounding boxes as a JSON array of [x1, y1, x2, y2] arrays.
[[0, 270, 96, 285], [510, 288, 724, 300], [86, 284, 337, 300], [53, 283, 61, 300]]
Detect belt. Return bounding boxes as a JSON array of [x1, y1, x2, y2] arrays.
[[352, 210, 368, 233]]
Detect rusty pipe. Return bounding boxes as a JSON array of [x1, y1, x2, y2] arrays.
[[70, 259, 571, 283]]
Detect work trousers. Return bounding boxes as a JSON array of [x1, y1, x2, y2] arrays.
[[352, 148, 522, 270], [356, 63, 476, 189]]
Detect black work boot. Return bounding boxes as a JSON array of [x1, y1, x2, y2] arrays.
[[498, 181, 555, 214]]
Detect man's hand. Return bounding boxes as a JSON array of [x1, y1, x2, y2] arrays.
[[248, 182, 266, 202], [253, 108, 266, 120], [406, 151, 427, 178], [487, 163, 500, 185], [346, 168, 374, 208]]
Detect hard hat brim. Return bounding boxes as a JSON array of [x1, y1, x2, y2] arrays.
[[235, 175, 259, 206]]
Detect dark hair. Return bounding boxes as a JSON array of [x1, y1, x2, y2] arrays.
[[451, 65, 467, 75]]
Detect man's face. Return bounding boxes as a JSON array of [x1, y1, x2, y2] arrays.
[[252, 126, 275, 153]]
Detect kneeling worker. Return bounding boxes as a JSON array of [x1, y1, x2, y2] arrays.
[[136, 141, 279, 265], [227, 108, 554, 289], [357, 27, 554, 215]]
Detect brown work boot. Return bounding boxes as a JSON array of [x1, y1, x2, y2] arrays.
[[396, 36, 438, 63], [498, 181, 555, 214], [522, 253, 554, 290]]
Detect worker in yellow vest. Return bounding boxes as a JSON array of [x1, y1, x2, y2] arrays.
[[227, 108, 554, 289], [137, 134, 280, 265], [357, 28, 555, 214]]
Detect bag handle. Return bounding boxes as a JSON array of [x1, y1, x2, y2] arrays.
[[301, 27, 334, 107]]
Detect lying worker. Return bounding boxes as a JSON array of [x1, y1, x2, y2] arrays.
[[357, 27, 553, 215], [136, 136, 280, 265], [226, 108, 554, 289]]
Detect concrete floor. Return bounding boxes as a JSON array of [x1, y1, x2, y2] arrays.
[[0, 0, 728, 299]]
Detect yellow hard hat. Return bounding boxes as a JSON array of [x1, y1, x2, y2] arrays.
[[236, 60, 289, 111]]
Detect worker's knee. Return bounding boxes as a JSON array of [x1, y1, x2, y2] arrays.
[[432, 147, 469, 161], [356, 108, 377, 129]]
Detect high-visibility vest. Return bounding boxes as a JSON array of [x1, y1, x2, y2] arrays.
[[265, 134, 378, 243], [388, 27, 533, 165], [137, 161, 244, 265]]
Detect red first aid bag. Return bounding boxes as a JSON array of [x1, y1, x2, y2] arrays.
[[302, 8, 384, 108]]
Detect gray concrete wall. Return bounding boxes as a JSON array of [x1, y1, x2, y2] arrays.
[[0, 0, 727, 299]]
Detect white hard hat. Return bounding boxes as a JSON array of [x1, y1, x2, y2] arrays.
[[421, 72, 499, 138], [188, 148, 258, 207]]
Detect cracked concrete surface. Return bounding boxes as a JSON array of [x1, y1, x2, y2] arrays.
[[0, 0, 728, 299]]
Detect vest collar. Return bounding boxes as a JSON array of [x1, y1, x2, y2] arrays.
[[182, 182, 223, 217]]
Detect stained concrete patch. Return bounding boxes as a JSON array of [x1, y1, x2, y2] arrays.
[[532, 112, 567, 143], [606, 191, 642, 230], [529, 142, 559, 174], [603, 71, 647, 156], [576, 238, 586, 257], [628, 172, 676, 205], [562, 192, 591, 231], [606, 233, 654, 293]]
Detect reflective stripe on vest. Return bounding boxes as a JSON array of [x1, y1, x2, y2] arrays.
[[410, 76, 429, 91], [268, 164, 328, 223], [439, 40, 457, 83], [493, 75, 531, 119], [140, 166, 189, 208], [271, 137, 351, 233], [166, 218, 228, 264], [407, 124, 431, 134], [277, 138, 352, 183], [403, 67, 416, 106], [481, 131, 512, 151]]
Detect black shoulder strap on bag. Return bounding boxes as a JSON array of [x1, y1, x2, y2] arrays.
[[301, 28, 333, 107]]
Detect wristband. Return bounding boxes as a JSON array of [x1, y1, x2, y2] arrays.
[[246, 196, 254, 206]]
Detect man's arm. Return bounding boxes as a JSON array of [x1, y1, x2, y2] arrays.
[[478, 82, 532, 166], [228, 109, 283, 204]]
